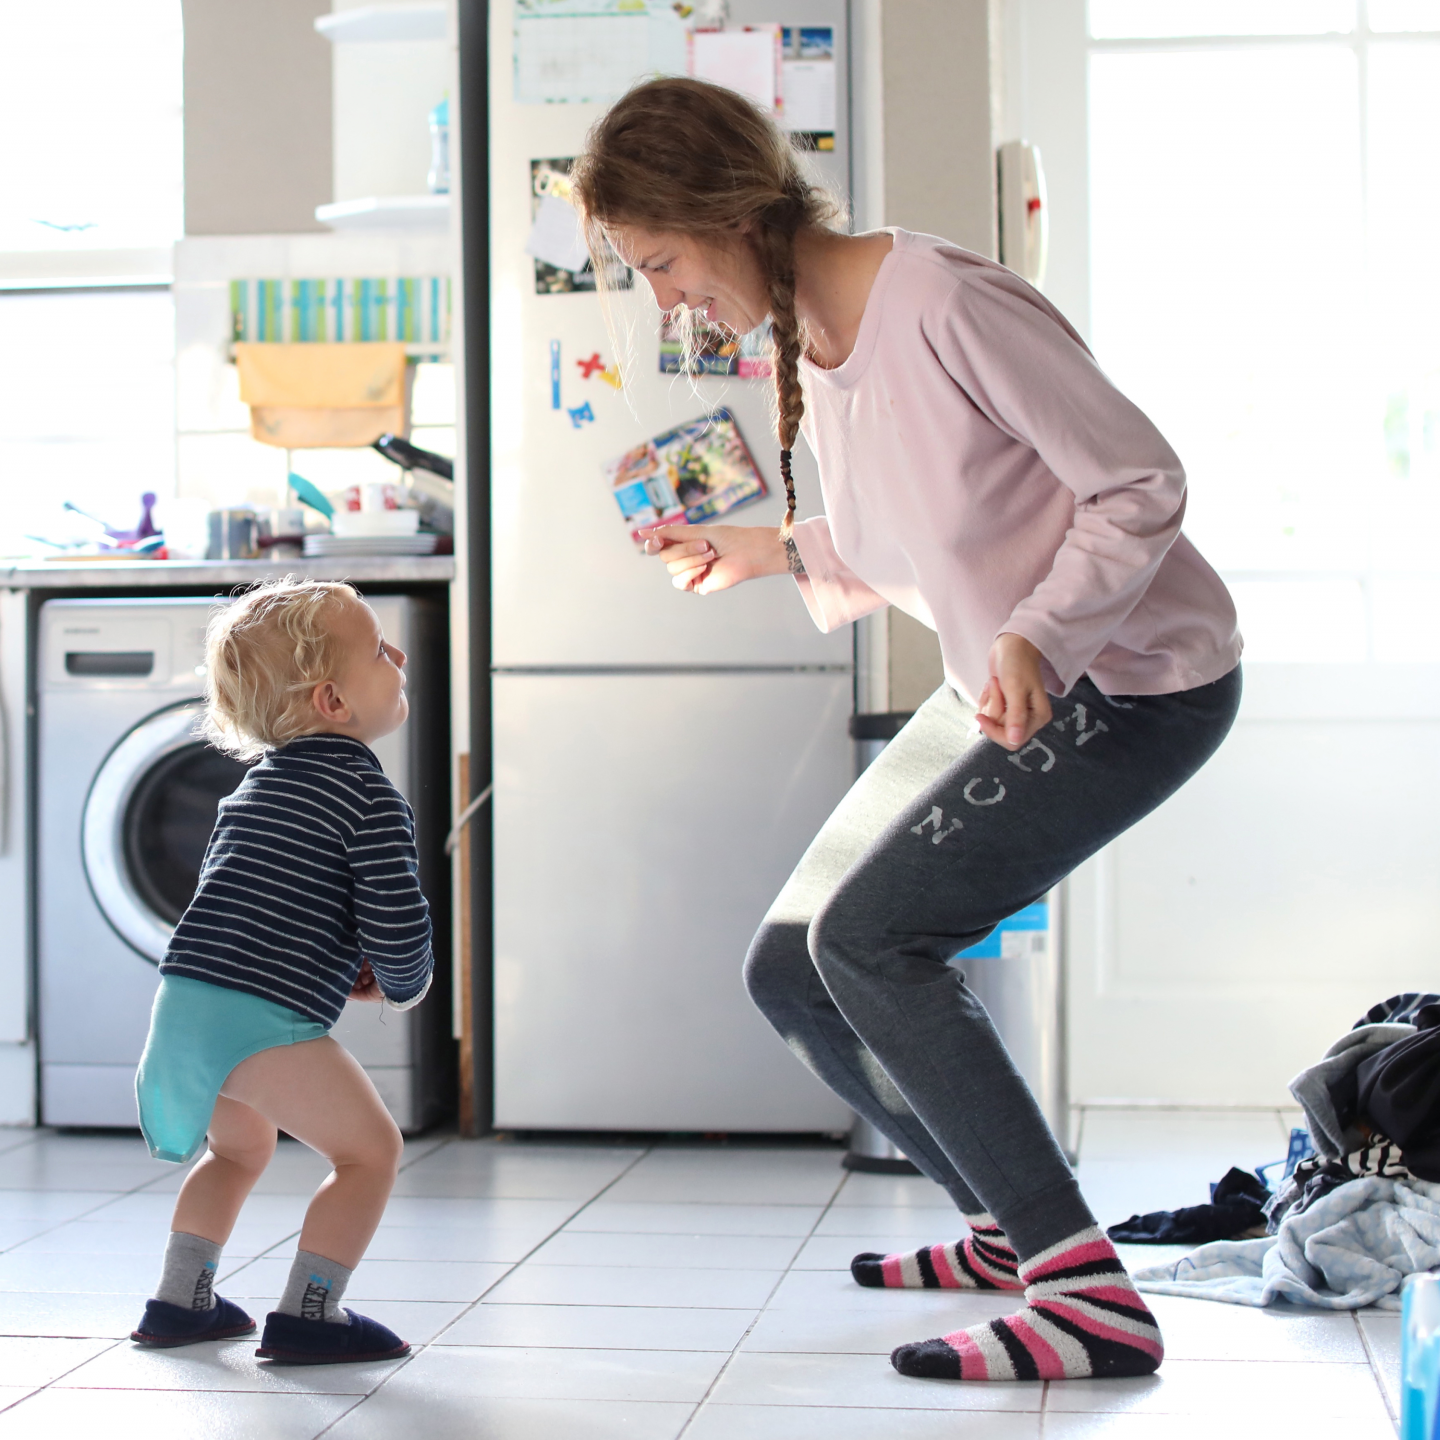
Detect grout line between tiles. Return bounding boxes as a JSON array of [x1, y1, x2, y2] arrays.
[[310, 1140, 662, 1434], [1352, 1307, 1400, 1435], [672, 1159, 853, 1438]]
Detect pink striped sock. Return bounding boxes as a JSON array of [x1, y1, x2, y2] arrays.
[[889, 1225, 1163, 1381], [851, 1214, 1023, 1291]]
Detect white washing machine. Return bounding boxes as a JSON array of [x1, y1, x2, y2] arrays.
[[36, 594, 452, 1133]]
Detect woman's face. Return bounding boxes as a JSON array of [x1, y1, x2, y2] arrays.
[[608, 225, 769, 334]]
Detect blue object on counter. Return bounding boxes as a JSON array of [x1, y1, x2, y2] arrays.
[[1403, 1272, 1440, 1439], [287, 472, 334, 519]]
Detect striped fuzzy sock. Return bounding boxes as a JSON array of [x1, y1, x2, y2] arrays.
[[890, 1225, 1163, 1381], [851, 1214, 1023, 1291]]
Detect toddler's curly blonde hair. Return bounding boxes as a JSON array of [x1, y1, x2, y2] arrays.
[[204, 578, 361, 760]]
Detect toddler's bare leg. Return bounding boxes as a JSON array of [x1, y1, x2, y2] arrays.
[[220, 1036, 402, 1268], [170, 1096, 278, 1244]]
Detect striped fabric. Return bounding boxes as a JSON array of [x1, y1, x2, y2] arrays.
[[890, 1226, 1164, 1382], [851, 1213, 1023, 1291], [160, 734, 433, 1028]]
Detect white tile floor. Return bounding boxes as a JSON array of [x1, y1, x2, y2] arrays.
[[0, 1110, 1401, 1438]]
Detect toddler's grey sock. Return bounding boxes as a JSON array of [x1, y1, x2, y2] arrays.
[[277, 1249, 354, 1324], [154, 1231, 222, 1311]]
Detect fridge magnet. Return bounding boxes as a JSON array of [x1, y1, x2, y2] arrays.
[[530, 159, 633, 294], [659, 312, 773, 377], [568, 401, 596, 428], [578, 351, 624, 390], [550, 339, 562, 409], [603, 407, 766, 543]]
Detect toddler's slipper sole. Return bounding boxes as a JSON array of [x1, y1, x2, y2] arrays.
[[256, 1341, 411, 1366], [131, 1320, 257, 1348]]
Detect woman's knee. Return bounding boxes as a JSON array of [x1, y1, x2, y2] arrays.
[[742, 919, 815, 1016], [807, 891, 887, 989]]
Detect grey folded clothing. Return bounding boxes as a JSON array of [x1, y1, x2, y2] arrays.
[[1288, 1023, 1414, 1160]]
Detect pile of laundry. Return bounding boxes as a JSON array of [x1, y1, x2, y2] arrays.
[[1121, 993, 1440, 1310]]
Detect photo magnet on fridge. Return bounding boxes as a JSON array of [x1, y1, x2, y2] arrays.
[[659, 314, 773, 377], [529, 159, 633, 295], [604, 408, 767, 544]]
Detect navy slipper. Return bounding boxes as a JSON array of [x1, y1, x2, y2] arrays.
[[255, 1308, 410, 1365], [131, 1295, 256, 1348]]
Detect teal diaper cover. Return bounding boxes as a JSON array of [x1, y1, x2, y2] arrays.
[[135, 975, 328, 1164]]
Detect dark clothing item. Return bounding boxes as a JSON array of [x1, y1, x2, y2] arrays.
[[1107, 1167, 1270, 1245], [1355, 993, 1440, 1028], [743, 667, 1241, 1261], [161, 733, 433, 1027], [1356, 1009, 1440, 1181], [1264, 1139, 1410, 1232]]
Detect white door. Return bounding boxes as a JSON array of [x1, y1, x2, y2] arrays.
[[1065, 664, 1440, 1105]]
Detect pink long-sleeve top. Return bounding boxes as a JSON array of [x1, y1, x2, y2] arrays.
[[790, 229, 1242, 703]]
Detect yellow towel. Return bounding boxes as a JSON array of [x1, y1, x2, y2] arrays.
[[234, 342, 410, 448]]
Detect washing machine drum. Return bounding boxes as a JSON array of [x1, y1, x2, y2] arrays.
[[82, 701, 253, 963]]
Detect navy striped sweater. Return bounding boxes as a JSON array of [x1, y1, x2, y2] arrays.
[[160, 733, 433, 1028]]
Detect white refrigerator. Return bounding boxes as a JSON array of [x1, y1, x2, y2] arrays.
[[488, 0, 857, 1129]]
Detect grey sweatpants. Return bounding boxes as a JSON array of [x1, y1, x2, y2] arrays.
[[744, 668, 1242, 1260]]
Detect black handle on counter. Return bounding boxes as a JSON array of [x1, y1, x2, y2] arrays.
[[372, 433, 455, 482]]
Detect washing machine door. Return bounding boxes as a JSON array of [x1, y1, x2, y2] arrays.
[[82, 701, 253, 962]]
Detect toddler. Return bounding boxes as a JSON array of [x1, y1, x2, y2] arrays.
[[129, 578, 433, 1364]]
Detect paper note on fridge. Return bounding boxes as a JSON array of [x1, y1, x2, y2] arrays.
[[525, 193, 590, 273], [689, 29, 779, 113], [782, 60, 835, 133]]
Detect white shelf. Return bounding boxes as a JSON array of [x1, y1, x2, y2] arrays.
[[315, 5, 446, 43], [315, 195, 451, 230]]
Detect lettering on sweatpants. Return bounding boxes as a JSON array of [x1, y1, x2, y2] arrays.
[[911, 806, 963, 844], [1007, 736, 1056, 772], [1052, 703, 1111, 746], [963, 777, 1006, 807]]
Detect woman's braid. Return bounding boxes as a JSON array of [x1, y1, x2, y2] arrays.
[[753, 204, 805, 538]]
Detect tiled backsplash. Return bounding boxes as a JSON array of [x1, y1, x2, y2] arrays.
[[174, 233, 456, 511]]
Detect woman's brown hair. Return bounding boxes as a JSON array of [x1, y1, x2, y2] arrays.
[[571, 76, 840, 537]]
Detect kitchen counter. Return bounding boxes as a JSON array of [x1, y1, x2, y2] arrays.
[[0, 555, 456, 590]]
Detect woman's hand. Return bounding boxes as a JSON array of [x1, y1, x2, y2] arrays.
[[977, 633, 1053, 751], [349, 960, 383, 1002], [640, 524, 789, 594]]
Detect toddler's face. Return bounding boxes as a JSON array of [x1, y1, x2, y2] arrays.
[[325, 599, 409, 744]]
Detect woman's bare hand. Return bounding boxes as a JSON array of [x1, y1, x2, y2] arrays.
[[349, 960, 383, 1002], [977, 633, 1053, 751], [640, 524, 789, 594]]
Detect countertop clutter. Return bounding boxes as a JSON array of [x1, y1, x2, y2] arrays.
[[0, 555, 456, 590]]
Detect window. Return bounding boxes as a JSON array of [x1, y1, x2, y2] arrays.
[[0, 0, 183, 558], [1084, 2, 1440, 660], [0, 0, 183, 252]]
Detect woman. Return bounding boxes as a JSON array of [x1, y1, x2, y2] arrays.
[[572, 78, 1241, 1384]]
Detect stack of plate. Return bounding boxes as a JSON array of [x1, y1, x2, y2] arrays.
[[303, 533, 441, 558]]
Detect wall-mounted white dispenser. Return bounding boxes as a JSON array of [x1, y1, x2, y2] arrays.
[[997, 139, 1049, 289]]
